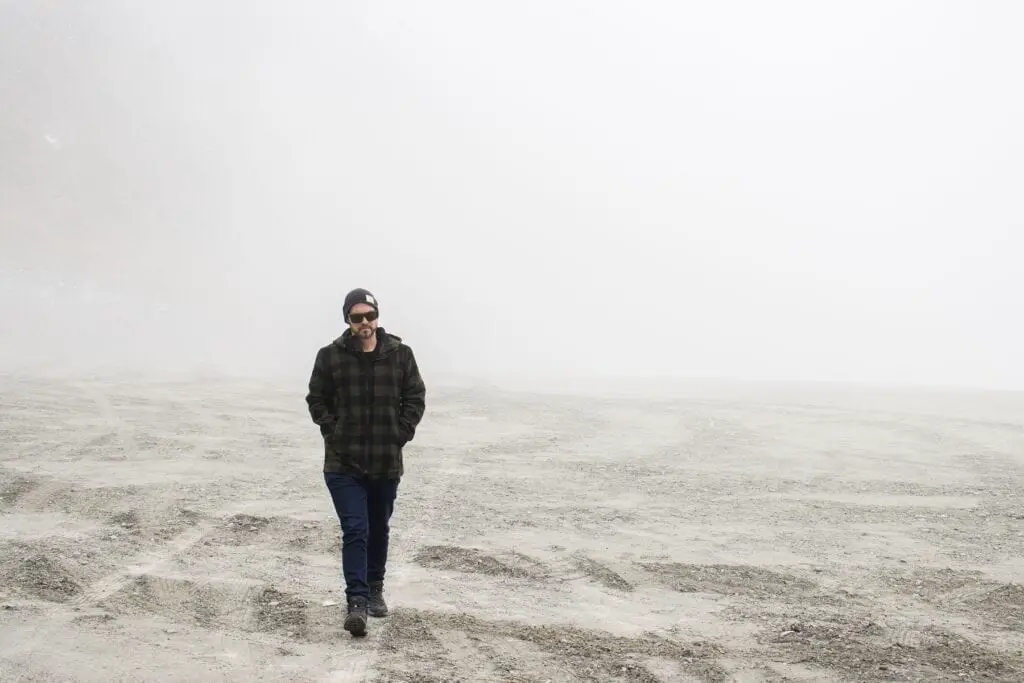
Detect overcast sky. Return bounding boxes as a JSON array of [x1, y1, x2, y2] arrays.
[[2, 1, 1022, 390]]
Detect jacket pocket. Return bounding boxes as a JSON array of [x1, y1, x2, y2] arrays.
[[327, 414, 349, 451], [388, 402, 408, 446]]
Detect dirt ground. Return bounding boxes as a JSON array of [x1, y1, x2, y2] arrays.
[[1, 372, 1022, 682]]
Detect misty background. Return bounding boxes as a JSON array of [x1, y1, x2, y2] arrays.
[[2, 1, 1022, 390]]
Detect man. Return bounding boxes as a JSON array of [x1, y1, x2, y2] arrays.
[[305, 288, 426, 637]]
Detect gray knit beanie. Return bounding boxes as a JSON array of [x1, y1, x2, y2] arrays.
[[343, 288, 379, 321]]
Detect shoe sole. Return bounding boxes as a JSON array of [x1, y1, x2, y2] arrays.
[[368, 607, 388, 618], [344, 614, 367, 637]]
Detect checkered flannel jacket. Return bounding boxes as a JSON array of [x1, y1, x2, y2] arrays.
[[305, 327, 426, 479]]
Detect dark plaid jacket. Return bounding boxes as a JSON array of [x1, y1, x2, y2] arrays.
[[305, 327, 426, 479]]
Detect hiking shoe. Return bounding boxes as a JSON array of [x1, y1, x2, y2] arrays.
[[344, 596, 368, 637], [368, 581, 388, 617]]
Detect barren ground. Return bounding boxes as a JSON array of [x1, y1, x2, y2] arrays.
[[1, 373, 1022, 682]]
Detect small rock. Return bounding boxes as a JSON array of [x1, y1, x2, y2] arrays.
[[269, 601, 280, 606], [321, 600, 338, 607], [248, 526, 258, 532], [2, 604, 15, 611]]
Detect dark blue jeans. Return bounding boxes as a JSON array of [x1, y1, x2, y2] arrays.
[[324, 472, 399, 599]]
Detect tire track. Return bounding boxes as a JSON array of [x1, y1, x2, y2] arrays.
[[70, 523, 215, 607], [0, 521, 216, 660], [72, 380, 141, 457]]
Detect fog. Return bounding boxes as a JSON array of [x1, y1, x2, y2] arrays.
[[2, 1, 1022, 390]]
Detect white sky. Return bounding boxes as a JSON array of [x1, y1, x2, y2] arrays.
[[2, 1, 1022, 390]]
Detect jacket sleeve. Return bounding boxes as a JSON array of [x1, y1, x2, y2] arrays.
[[398, 346, 426, 442], [305, 347, 337, 437]]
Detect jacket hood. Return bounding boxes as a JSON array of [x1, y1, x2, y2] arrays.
[[333, 326, 403, 357]]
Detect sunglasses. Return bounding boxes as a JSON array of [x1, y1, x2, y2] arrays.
[[349, 310, 379, 324]]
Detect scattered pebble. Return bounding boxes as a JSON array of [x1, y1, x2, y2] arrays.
[[322, 600, 338, 607]]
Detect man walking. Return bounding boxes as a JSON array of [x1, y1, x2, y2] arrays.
[[305, 288, 426, 637]]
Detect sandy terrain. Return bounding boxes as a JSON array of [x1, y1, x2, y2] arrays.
[[1, 372, 1022, 682]]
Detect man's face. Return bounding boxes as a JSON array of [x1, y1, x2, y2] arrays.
[[348, 303, 379, 339]]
